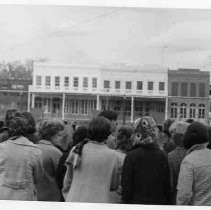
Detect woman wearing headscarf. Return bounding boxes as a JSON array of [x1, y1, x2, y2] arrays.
[[177, 122, 211, 206], [62, 116, 121, 203], [121, 116, 172, 205], [0, 116, 43, 200], [35, 119, 66, 201]]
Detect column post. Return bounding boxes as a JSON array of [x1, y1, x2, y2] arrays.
[[27, 92, 31, 112], [131, 96, 134, 123], [62, 93, 65, 120], [165, 96, 168, 120], [32, 93, 35, 109]]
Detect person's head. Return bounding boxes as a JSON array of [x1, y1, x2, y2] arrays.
[[116, 125, 133, 153], [73, 125, 88, 146], [169, 121, 190, 146], [183, 121, 208, 150], [5, 109, 22, 127], [88, 116, 111, 142], [39, 119, 66, 148], [22, 112, 36, 134], [163, 119, 174, 138], [7, 116, 27, 137], [132, 116, 159, 145], [98, 110, 118, 132], [186, 119, 194, 124]]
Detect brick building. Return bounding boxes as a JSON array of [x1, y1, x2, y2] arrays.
[[168, 69, 210, 125]]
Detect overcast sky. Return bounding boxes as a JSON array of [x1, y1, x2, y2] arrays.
[[1, 5, 211, 70]]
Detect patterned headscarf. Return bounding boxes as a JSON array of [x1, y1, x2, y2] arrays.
[[5, 109, 22, 127], [132, 116, 158, 145], [22, 112, 36, 134]]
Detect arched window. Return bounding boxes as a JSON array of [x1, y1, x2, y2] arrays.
[[198, 104, 205, 119], [180, 103, 187, 118], [170, 103, 177, 118], [189, 103, 196, 119]]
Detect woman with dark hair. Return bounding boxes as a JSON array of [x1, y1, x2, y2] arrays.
[[22, 111, 39, 144], [0, 117, 43, 200], [35, 119, 66, 201], [62, 117, 121, 203], [177, 122, 211, 205], [110, 125, 133, 203]]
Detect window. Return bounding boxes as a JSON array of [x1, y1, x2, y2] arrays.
[[45, 76, 51, 86], [198, 104, 205, 119], [125, 100, 131, 116], [64, 77, 69, 87], [92, 78, 97, 88], [90, 100, 97, 111], [73, 77, 79, 87], [81, 100, 88, 115], [35, 97, 42, 108], [181, 82, 187, 97], [159, 82, 165, 91], [172, 82, 178, 96], [180, 103, 187, 118], [137, 81, 143, 90], [115, 81, 120, 89], [126, 81, 132, 90], [104, 80, 110, 89], [83, 77, 88, 88], [190, 83, 196, 97], [148, 81, 153, 91], [55, 76, 60, 87], [71, 99, 79, 114], [36, 76, 42, 86], [64, 99, 70, 113], [135, 101, 143, 116], [199, 83, 205, 97], [189, 103, 196, 118]]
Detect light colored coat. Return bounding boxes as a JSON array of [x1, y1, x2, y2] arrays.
[[35, 140, 63, 201], [177, 144, 211, 206], [0, 136, 43, 200], [63, 141, 121, 203]]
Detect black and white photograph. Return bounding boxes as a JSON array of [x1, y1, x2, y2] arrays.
[[0, 0, 211, 209]]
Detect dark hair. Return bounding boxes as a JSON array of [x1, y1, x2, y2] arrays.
[[207, 127, 211, 149], [163, 119, 174, 138], [39, 119, 65, 141], [183, 121, 208, 150], [22, 112, 36, 134], [73, 126, 88, 146], [88, 117, 111, 142], [186, 119, 194, 124], [8, 116, 27, 137], [98, 110, 118, 121], [5, 109, 22, 127], [116, 126, 133, 153]]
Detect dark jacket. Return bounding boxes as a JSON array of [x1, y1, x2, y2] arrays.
[[121, 143, 172, 205]]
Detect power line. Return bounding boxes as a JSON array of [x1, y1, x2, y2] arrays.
[[1, 7, 123, 56]]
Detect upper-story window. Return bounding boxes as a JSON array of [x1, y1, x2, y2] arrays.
[[190, 83, 196, 97], [36, 76, 42, 86], [64, 77, 69, 87], [55, 76, 60, 87], [137, 81, 143, 90], [45, 76, 50, 86], [92, 77, 97, 88], [181, 82, 187, 97], [172, 82, 178, 96], [198, 104, 205, 119], [73, 77, 79, 87], [199, 83, 205, 97], [104, 80, 110, 89], [83, 77, 88, 88], [159, 82, 165, 91], [126, 81, 132, 90], [148, 81, 153, 91], [115, 81, 120, 89]]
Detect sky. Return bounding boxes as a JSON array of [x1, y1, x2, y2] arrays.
[[1, 4, 211, 70]]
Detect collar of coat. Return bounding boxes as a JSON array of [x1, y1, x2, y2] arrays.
[[132, 141, 159, 150], [187, 143, 207, 155], [7, 136, 38, 148]]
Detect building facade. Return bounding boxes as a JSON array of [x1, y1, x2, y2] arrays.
[[168, 69, 210, 125], [28, 63, 168, 125]]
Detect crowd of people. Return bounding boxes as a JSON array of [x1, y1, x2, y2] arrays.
[[0, 109, 211, 205]]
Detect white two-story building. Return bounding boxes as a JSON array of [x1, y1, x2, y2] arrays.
[[28, 62, 168, 125]]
